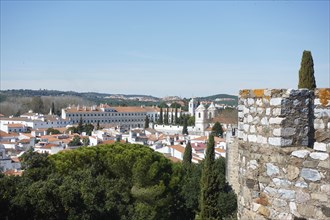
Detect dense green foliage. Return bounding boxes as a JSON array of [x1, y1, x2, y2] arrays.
[[212, 122, 223, 137], [46, 128, 61, 135], [298, 50, 316, 90], [183, 141, 192, 168], [0, 143, 236, 220], [182, 117, 188, 135], [144, 116, 150, 129], [68, 122, 94, 136], [199, 135, 237, 219]]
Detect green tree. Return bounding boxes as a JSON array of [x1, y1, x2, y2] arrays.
[[77, 116, 84, 134], [82, 137, 90, 146], [188, 116, 195, 126], [200, 134, 217, 219], [144, 115, 150, 129], [96, 120, 100, 130], [211, 122, 223, 137], [46, 128, 61, 135], [183, 141, 192, 169], [31, 96, 44, 113], [175, 107, 178, 125], [164, 108, 169, 125], [51, 102, 55, 115], [182, 117, 188, 135], [159, 107, 163, 124], [171, 109, 174, 124], [68, 135, 82, 146], [298, 50, 316, 90]]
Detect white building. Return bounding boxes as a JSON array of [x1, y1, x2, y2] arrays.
[[61, 104, 183, 129], [0, 145, 21, 172]]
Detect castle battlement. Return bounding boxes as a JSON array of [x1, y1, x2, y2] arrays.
[[227, 88, 330, 219]]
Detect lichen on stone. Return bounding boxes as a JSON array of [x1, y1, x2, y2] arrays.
[[253, 89, 265, 98], [318, 88, 330, 107]]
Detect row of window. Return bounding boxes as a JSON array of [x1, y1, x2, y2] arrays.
[[67, 112, 146, 117], [72, 118, 145, 124]]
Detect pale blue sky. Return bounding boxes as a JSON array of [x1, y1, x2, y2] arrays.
[[1, 1, 329, 97]]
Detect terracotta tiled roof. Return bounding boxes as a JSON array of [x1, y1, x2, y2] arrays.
[[169, 145, 185, 153], [191, 136, 208, 141], [0, 131, 18, 137], [7, 123, 25, 128], [215, 148, 226, 153]]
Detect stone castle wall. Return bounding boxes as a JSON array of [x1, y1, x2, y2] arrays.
[[227, 88, 330, 220]]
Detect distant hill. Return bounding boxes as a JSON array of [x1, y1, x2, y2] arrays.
[[0, 89, 238, 111], [197, 94, 238, 106]]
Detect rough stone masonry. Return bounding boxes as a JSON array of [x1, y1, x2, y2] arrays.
[[227, 88, 330, 220]]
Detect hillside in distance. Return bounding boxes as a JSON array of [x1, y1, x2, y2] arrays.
[[0, 90, 237, 116]]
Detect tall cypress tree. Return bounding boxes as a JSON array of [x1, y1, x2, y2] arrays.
[[200, 134, 217, 219], [175, 107, 178, 125], [144, 115, 149, 129], [171, 109, 174, 124], [165, 107, 169, 125], [298, 50, 316, 90], [182, 117, 188, 135], [183, 141, 192, 169], [159, 107, 163, 124]]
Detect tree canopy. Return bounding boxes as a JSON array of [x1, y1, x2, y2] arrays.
[[298, 50, 316, 90], [0, 143, 236, 220]]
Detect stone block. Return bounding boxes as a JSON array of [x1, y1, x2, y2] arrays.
[[295, 181, 308, 188], [257, 107, 264, 114], [319, 160, 330, 169], [268, 137, 281, 146], [320, 184, 330, 195], [243, 124, 250, 132], [243, 106, 250, 114], [291, 150, 310, 158], [269, 117, 284, 125], [300, 168, 321, 181], [247, 159, 258, 170], [273, 128, 281, 136], [256, 98, 263, 106], [266, 108, 271, 116], [296, 190, 311, 203], [248, 135, 257, 142], [272, 108, 281, 116], [238, 104, 244, 111], [250, 125, 256, 133], [247, 115, 253, 123], [282, 127, 296, 137], [252, 202, 261, 212], [278, 189, 295, 200], [311, 193, 328, 202], [252, 116, 260, 124], [303, 160, 319, 168], [273, 198, 287, 207], [272, 178, 291, 187], [258, 205, 270, 218], [314, 98, 321, 105], [266, 163, 279, 176], [287, 165, 299, 180], [270, 98, 282, 106], [264, 186, 277, 196], [260, 117, 269, 125], [289, 202, 299, 216], [309, 152, 329, 160], [248, 98, 255, 106], [293, 99, 301, 107]]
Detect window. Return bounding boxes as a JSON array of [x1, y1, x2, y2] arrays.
[[199, 113, 201, 118]]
